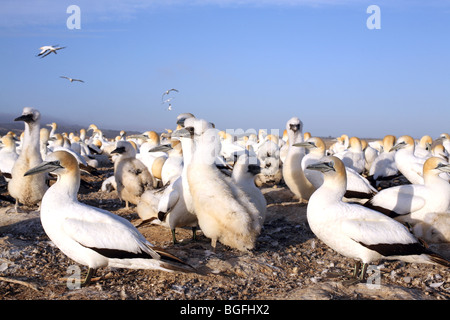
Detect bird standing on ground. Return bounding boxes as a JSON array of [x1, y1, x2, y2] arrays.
[[24, 150, 195, 286], [282, 117, 315, 202], [306, 156, 449, 282], [111, 140, 155, 209], [8, 108, 48, 212], [187, 124, 260, 251]]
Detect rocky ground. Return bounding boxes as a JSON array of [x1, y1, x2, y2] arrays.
[[0, 163, 449, 304]]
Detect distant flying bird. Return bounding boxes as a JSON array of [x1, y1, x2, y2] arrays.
[[60, 76, 84, 83], [162, 88, 179, 101], [167, 104, 172, 111], [37, 45, 66, 58]]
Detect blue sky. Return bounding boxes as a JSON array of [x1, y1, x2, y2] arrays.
[[1, 0, 449, 139]]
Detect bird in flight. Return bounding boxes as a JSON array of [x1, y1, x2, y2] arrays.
[[162, 88, 179, 101], [37, 45, 66, 58], [167, 104, 172, 111], [60, 76, 84, 83]]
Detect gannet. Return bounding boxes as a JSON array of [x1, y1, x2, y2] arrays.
[[282, 117, 315, 202], [60, 76, 84, 83], [391, 135, 427, 185], [0, 135, 19, 176], [436, 133, 450, 155], [187, 125, 260, 251], [111, 140, 155, 209], [364, 157, 450, 224], [47, 122, 58, 138], [414, 135, 432, 159], [232, 152, 267, 229], [361, 139, 379, 174], [162, 88, 179, 102], [412, 212, 450, 244], [295, 137, 377, 200], [368, 135, 399, 183], [328, 134, 349, 155], [8, 108, 48, 212], [334, 136, 366, 174], [306, 156, 450, 282], [36, 45, 66, 58], [24, 150, 195, 285], [150, 139, 184, 186], [137, 127, 198, 243]]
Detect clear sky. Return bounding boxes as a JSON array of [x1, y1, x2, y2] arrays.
[[1, 0, 449, 139]]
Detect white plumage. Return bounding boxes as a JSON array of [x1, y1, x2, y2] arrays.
[[364, 157, 450, 224], [306, 156, 450, 281], [282, 117, 315, 202], [8, 107, 48, 212], [187, 125, 260, 251], [392, 135, 427, 185], [24, 150, 194, 286]]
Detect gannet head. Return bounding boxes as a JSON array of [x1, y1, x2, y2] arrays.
[[293, 137, 325, 154], [111, 140, 136, 157], [432, 144, 448, 160], [349, 136, 362, 151], [390, 135, 414, 152], [24, 150, 79, 177], [423, 157, 450, 176], [286, 117, 302, 133], [306, 156, 347, 190], [15, 107, 41, 124]]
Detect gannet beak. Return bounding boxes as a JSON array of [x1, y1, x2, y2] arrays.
[[14, 114, 34, 123], [24, 160, 62, 176], [149, 144, 173, 152], [437, 163, 450, 173], [306, 160, 335, 172], [293, 141, 314, 148], [110, 146, 126, 154], [289, 124, 300, 132], [247, 164, 262, 175], [389, 142, 405, 152]]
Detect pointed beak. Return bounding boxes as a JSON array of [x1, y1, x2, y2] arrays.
[[389, 142, 405, 152], [149, 144, 172, 153], [14, 114, 34, 123], [111, 146, 126, 154], [24, 160, 62, 176], [293, 141, 314, 148], [247, 164, 261, 175], [306, 161, 335, 173], [437, 163, 450, 173]]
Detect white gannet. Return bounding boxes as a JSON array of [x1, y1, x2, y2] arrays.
[[47, 122, 58, 138], [295, 137, 377, 200], [414, 135, 432, 159], [306, 156, 450, 282], [412, 212, 450, 244], [368, 135, 399, 184], [36, 45, 66, 58], [363, 157, 450, 224], [391, 135, 427, 185], [111, 140, 155, 209], [187, 125, 260, 251], [437, 133, 450, 154], [282, 117, 315, 202], [162, 88, 179, 102], [232, 152, 267, 228], [150, 139, 184, 186], [60, 76, 84, 83], [361, 139, 379, 174], [334, 136, 366, 174], [328, 134, 349, 155], [24, 150, 195, 286], [0, 134, 19, 176], [137, 126, 199, 244], [8, 108, 48, 212]]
